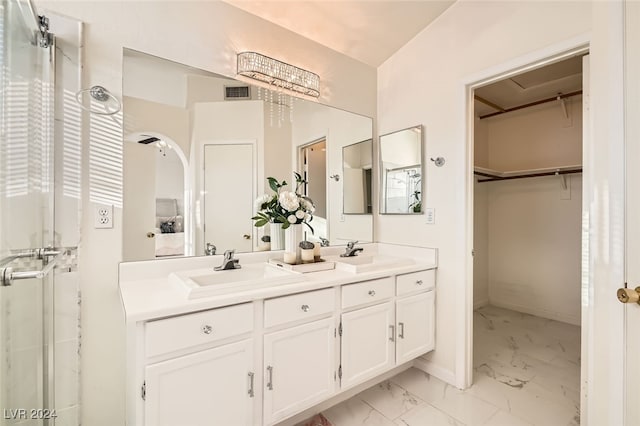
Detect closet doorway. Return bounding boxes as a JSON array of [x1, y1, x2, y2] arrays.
[[471, 55, 586, 424]]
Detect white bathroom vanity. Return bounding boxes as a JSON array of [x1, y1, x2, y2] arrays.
[[119, 243, 437, 425]]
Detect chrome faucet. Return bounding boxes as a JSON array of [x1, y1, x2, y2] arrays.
[[214, 249, 241, 271], [205, 243, 217, 256], [341, 241, 364, 257], [319, 237, 330, 247]]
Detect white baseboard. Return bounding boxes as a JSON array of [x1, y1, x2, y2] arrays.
[[490, 299, 580, 326], [473, 298, 489, 310], [412, 357, 457, 387]]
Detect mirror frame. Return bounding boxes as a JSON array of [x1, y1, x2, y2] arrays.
[[342, 138, 373, 215], [378, 124, 425, 215]]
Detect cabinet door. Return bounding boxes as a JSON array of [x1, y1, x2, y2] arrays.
[[396, 291, 435, 364], [144, 339, 254, 426], [341, 301, 394, 389], [263, 318, 336, 425]]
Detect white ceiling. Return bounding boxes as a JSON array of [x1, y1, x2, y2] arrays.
[[475, 55, 585, 118], [223, 0, 456, 67]]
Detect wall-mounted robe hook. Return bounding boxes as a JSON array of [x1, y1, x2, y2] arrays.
[[430, 157, 446, 167], [329, 174, 340, 182]]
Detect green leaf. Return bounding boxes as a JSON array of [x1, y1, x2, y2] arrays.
[[281, 221, 290, 229], [294, 171, 302, 181], [251, 215, 262, 221], [268, 177, 279, 192], [254, 219, 268, 227]]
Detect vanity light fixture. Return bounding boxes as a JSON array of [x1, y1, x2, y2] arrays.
[[237, 52, 320, 98]]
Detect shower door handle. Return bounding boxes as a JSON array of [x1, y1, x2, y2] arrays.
[[0, 251, 65, 286]]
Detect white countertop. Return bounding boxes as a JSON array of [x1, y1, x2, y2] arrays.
[[119, 243, 437, 322]]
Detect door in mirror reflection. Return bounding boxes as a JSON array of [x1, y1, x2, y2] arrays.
[[380, 126, 424, 214], [300, 140, 328, 241], [343, 139, 373, 214], [204, 143, 254, 253]]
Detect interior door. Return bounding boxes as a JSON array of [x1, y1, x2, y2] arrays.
[[0, 0, 55, 421], [624, 2, 640, 424], [204, 143, 254, 253]]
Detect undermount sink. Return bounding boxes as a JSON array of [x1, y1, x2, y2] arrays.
[[325, 254, 415, 273], [169, 263, 305, 299]]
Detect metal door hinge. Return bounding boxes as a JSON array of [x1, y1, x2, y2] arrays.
[[338, 365, 342, 379], [338, 322, 343, 337], [141, 382, 146, 401]]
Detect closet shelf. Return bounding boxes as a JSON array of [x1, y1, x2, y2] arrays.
[[474, 165, 582, 183]]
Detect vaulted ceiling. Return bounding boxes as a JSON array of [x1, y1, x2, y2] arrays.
[[223, 0, 456, 67]]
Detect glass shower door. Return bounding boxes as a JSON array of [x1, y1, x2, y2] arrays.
[[0, 0, 56, 424]]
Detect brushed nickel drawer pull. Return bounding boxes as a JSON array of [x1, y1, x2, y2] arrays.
[[202, 325, 213, 335], [399, 322, 405, 339], [389, 325, 395, 342], [266, 366, 274, 390], [248, 372, 255, 397], [301, 304, 310, 312], [368, 290, 376, 296], [416, 280, 423, 285]]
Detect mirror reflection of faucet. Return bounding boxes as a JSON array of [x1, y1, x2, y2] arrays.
[[341, 241, 364, 257], [205, 243, 217, 256], [214, 249, 241, 271], [319, 237, 330, 247]]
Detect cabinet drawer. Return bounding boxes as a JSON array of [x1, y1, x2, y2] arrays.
[[342, 277, 394, 309], [396, 269, 435, 296], [145, 303, 253, 358], [264, 288, 335, 328]]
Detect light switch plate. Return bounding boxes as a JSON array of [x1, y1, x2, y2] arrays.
[[425, 208, 435, 224], [94, 204, 113, 229]]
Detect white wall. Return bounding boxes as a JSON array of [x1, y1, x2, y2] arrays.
[[39, 2, 376, 424], [486, 97, 582, 171], [486, 175, 582, 325], [475, 99, 583, 325], [473, 119, 489, 308], [292, 99, 373, 244], [377, 0, 592, 384]]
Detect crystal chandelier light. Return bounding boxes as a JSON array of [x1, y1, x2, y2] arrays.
[[237, 52, 320, 98]]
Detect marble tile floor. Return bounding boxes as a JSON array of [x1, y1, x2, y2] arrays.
[[299, 305, 581, 426]]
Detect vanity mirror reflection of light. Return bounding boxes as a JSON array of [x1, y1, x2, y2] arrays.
[[379, 125, 424, 214], [122, 49, 374, 261], [343, 139, 373, 214]]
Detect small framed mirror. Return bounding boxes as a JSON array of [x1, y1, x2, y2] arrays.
[[343, 139, 373, 214], [379, 125, 423, 214]]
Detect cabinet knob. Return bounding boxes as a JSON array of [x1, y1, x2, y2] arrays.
[[301, 304, 310, 312], [202, 324, 213, 334], [368, 290, 376, 297], [416, 280, 423, 285]]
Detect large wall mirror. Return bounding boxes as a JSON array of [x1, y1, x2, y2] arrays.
[[379, 125, 424, 214], [122, 49, 373, 261]]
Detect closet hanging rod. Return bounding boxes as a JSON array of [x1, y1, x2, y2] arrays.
[[475, 168, 582, 183], [477, 90, 583, 120]]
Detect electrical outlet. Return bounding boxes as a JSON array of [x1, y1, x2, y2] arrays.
[[94, 204, 113, 229], [425, 208, 435, 224]]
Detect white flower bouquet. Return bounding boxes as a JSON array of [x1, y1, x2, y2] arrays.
[[253, 172, 315, 232]]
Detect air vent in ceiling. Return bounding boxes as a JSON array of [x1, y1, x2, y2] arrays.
[[225, 85, 251, 100], [138, 136, 160, 145]]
